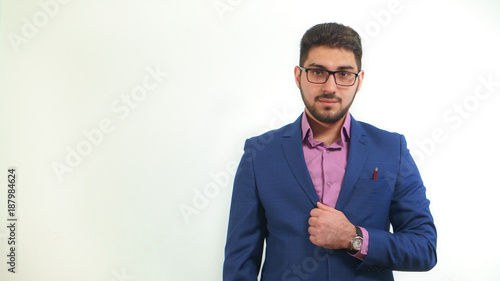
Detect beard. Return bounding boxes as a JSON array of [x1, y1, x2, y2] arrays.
[[300, 89, 356, 124]]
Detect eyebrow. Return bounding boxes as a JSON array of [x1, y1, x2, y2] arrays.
[[307, 63, 355, 71]]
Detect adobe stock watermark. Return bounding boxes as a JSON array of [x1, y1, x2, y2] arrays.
[[8, 0, 71, 54], [409, 74, 499, 166], [109, 267, 135, 281], [51, 65, 169, 182], [178, 106, 297, 223], [352, 0, 415, 47], [281, 247, 333, 281], [213, 0, 244, 21]]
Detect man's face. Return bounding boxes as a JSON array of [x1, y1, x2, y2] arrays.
[[294, 46, 364, 124]]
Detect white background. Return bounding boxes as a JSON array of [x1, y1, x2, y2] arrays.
[[1, 0, 499, 280]]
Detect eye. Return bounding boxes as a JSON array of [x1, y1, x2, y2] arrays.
[[338, 72, 350, 77], [311, 69, 325, 76]]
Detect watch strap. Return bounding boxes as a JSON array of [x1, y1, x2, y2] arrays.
[[355, 226, 363, 237]]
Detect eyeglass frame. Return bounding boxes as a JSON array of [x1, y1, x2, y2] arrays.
[[298, 66, 361, 86]]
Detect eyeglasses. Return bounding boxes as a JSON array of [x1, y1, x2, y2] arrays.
[[298, 66, 360, 86]]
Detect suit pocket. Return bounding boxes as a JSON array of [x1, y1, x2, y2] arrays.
[[344, 179, 393, 226], [354, 179, 391, 190]]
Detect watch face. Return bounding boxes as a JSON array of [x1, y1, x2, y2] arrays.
[[353, 237, 363, 250]]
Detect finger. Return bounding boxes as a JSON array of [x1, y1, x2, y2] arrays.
[[310, 208, 322, 217], [309, 235, 319, 246], [317, 202, 337, 213], [308, 216, 318, 227], [308, 225, 319, 236]]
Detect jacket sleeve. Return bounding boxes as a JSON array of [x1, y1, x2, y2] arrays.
[[357, 135, 437, 272], [223, 139, 268, 280]]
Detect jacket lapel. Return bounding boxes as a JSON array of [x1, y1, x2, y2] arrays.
[[335, 117, 369, 211], [280, 115, 369, 209], [281, 116, 319, 206]]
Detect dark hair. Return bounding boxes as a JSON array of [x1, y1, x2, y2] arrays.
[[300, 23, 362, 71]]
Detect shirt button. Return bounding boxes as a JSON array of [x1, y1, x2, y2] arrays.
[[327, 182, 332, 186]]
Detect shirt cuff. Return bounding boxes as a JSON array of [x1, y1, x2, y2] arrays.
[[349, 226, 369, 261]]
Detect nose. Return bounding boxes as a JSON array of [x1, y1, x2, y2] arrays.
[[321, 73, 338, 93]]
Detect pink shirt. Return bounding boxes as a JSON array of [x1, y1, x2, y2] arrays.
[[301, 111, 368, 260]]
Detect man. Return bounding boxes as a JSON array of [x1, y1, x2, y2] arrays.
[[223, 22, 437, 281]]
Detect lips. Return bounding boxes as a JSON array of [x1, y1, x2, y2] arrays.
[[317, 98, 340, 106]]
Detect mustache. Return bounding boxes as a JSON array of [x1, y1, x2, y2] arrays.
[[315, 93, 342, 102]]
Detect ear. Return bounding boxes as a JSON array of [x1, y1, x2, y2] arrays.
[[356, 70, 365, 91], [294, 66, 302, 89]]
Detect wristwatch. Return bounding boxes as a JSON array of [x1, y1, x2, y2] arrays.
[[348, 226, 363, 254]]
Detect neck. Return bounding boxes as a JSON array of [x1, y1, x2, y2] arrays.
[[305, 111, 347, 147]]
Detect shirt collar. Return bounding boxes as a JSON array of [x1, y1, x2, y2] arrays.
[[301, 110, 351, 148]]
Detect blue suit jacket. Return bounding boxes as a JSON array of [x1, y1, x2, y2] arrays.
[[223, 115, 437, 281]]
